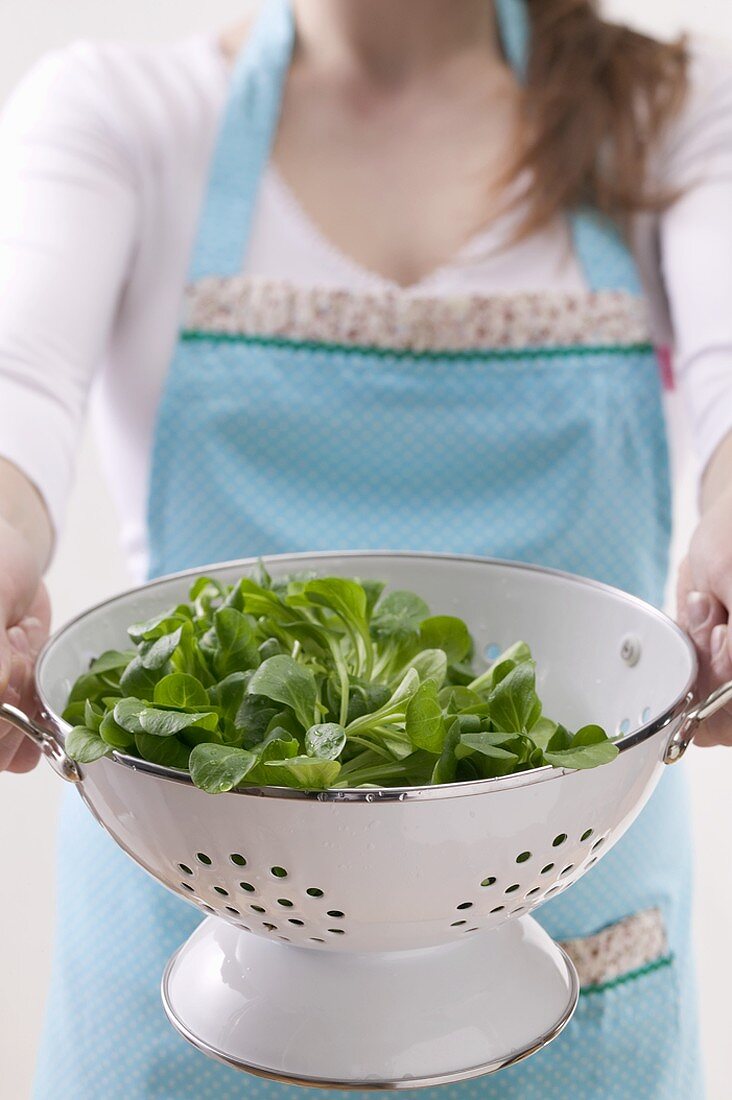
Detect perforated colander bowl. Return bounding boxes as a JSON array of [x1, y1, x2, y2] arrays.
[[3, 552, 729, 1089]]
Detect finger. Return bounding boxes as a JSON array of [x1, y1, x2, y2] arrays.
[[0, 727, 26, 769], [22, 616, 47, 660], [0, 631, 10, 695], [698, 625, 732, 747], [685, 590, 727, 658], [0, 654, 32, 765], [0, 675, 27, 767], [692, 624, 732, 747], [675, 557, 693, 631], [6, 738, 41, 773], [7, 623, 31, 658], [27, 583, 51, 636]]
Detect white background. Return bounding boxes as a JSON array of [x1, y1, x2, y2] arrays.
[[1, 2, 731, 1098]]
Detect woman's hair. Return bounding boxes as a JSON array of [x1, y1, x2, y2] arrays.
[[515, 0, 689, 234]]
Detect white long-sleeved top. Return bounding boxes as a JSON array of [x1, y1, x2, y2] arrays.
[[1, 34, 732, 581]]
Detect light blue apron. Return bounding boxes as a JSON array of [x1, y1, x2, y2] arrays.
[[35, 1, 702, 1096]]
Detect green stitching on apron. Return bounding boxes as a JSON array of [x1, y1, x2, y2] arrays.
[[580, 954, 674, 996], [179, 330, 654, 362]]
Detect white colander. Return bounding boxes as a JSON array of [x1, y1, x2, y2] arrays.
[[3, 552, 730, 1089]]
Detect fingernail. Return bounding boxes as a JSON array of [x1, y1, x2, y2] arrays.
[[687, 591, 712, 630], [7, 626, 30, 657], [712, 624, 727, 658], [8, 657, 27, 695]]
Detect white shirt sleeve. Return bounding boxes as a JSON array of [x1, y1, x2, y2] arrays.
[[658, 46, 732, 480], [0, 43, 138, 538]]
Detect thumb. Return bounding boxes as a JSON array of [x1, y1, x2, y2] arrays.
[[0, 629, 10, 696], [0, 592, 11, 694], [675, 556, 696, 632]]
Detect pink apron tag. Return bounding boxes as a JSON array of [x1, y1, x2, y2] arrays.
[[656, 345, 675, 392]]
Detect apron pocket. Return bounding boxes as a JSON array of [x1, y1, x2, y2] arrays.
[[560, 907, 669, 988], [551, 908, 697, 1100]]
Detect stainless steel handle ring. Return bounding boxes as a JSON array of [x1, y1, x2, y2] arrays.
[[0, 700, 82, 783], [664, 679, 732, 764]]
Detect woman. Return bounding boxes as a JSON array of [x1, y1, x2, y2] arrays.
[[1, 0, 732, 1096]]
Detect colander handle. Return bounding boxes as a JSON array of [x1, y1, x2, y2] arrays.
[[664, 679, 732, 764], [0, 701, 82, 783]]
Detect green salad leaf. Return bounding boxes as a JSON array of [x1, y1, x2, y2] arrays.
[[65, 726, 110, 764], [189, 744, 256, 793], [63, 566, 618, 793]]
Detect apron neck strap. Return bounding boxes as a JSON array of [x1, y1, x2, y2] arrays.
[[190, 0, 295, 281], [190, 0, 641, 297], [495, 0, 530, 82], [494, 0, 642, 295]]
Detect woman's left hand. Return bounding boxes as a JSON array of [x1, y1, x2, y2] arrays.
[[676, 484, 732, 747]]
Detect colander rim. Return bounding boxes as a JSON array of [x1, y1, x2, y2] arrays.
[[37, 550, 697, 803]]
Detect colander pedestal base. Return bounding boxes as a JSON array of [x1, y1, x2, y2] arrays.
[[162, 914, 579, 1090]]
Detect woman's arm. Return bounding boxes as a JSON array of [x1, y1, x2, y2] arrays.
[[676, 434, 732, 747], [0, 459, 52, 772], [654, 48, 732, 746], [0, 458, 52, 573], [0, 45, 138, 537], [0, 45, 139, 769]]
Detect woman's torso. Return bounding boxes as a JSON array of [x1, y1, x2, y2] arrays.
[[56, 31, 706, 581]]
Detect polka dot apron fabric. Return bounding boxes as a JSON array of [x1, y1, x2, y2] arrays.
[[34, 1, 703, 1096]]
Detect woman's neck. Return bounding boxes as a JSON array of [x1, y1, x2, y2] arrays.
[[292, 0, 501, 83], [222, 2, 502, 83]]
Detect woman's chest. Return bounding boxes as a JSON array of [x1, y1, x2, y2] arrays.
[[272, 65, 523, 289]]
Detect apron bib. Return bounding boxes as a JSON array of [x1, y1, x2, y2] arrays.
[[35, 1, 702, 1096]]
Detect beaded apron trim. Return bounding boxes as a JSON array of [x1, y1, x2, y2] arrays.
[[183, 276, 652, 352], [560, 907, 670, 990]]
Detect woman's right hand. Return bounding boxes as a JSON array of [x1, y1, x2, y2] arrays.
[[0, 515, 51, 773]]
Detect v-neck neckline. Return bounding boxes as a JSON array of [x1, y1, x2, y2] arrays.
[[266, 162, 527, 296], [214, 29, 526, 295]]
